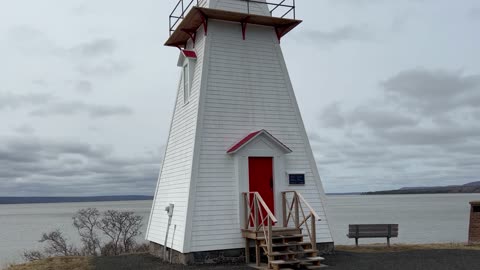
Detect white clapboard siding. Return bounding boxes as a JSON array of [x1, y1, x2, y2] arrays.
[[145, 30, 207, 253], [186, 20, 332, 252]]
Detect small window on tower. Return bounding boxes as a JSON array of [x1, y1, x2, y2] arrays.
[[183, 63, 190, 103]]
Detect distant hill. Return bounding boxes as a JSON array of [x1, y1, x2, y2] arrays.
[[326, 192, 363, 195], [0, 195, 153, 204], [363, 181, 480, 195]]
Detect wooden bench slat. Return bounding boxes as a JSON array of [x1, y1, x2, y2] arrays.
[[347, 224, 399, 246], [349, 225, 398, 229]]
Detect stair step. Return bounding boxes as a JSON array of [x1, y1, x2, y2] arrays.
[[270, 249, 318, 256], [306, 264, 329, 269], [270, 259, 300, 265], [261, 242, 302, 248], [270, 250, 296, 256], [258, 234, 304, 240], [301, 256, 325, 262]]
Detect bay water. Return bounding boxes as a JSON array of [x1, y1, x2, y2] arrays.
[[0, 194, 478, 266]]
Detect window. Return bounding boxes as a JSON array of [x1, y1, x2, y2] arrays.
[[183, 63, 190, 103]]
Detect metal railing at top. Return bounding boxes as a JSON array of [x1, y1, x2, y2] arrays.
[[168, 0, 296, 35]]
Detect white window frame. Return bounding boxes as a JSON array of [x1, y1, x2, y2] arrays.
[[182, 58, 196, 104], [183, 62, 190, 104]]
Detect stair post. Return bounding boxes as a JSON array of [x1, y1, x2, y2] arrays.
[[311, 214, 316, 249], [267, 217, 273, 269], [282, 192, 287, 227], [243, 193, 250, 263], [294, 193, 300, 228]]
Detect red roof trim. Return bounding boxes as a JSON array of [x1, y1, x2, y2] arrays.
[[182, 50, 197, 59], [226, 129, 292, 154], [227, 130, 261, 154]]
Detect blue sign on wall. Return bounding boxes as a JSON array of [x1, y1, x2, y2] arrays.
[[289, 174, 305, 185]]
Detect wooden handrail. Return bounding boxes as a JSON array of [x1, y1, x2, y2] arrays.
[[295, 192, 321, 221], [242, 192, 278, 228], [254, 193, 278, 224], [242, 192, 277, 267], [281, 191, 321, 250]]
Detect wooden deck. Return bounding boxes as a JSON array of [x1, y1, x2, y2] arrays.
[[242, 227, 302, 240]]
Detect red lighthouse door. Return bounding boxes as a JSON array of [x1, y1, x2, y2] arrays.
[[248, 157, 274, 219]]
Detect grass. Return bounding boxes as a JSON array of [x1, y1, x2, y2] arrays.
[[6, 244, 480, 269], [335, 243, 480, 253], [5, 256, 92, 270]]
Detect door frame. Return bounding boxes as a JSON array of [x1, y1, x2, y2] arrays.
[[232, 136, 287, 227]]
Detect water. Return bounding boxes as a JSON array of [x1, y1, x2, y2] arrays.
[[327, 194, 479, 245], [1, 194, 479, 266], [0, 201, 152, 267]]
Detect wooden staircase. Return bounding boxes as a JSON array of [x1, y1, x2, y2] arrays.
[[242, 191, 327, 269]]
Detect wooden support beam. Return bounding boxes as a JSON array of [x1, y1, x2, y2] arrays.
[[245, 238, 250, 263], [282, 192, 287, 227]]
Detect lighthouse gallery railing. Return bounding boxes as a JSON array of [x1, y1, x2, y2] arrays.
[[169, 0, 296, 35]]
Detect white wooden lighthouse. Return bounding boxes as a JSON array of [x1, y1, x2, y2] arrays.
[[147, 0, 333, 268]]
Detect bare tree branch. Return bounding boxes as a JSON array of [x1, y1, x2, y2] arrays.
[[73, 208, 101, 256]]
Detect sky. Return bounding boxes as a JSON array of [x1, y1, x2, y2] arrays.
[[0, 0, 479, 196]]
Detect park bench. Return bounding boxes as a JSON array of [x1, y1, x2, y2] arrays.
[[347, 224, 398, 247]]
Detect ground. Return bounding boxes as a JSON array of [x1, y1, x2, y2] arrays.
[[6, 244, 480, 270], [325, 249, 480, 270]]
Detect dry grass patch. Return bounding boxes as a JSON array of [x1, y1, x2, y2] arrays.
[[336, 243, 480, 253], [5, 256, 92, 270]]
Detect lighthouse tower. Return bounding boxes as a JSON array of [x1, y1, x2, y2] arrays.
[[147, 0, 333, 267]]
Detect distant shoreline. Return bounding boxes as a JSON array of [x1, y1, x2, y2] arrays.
[[0, 195, 153, 205]]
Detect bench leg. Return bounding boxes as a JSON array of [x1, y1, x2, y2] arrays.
[[387, 237, 390, 247], [355, 238, 358, 247]]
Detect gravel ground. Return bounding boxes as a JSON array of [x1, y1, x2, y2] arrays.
[[92, 249, 480, 270], [92, 255, 253, 270], [323, 249, 480, 270]]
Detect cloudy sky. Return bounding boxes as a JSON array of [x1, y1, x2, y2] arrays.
[[1, 0, 479, 196]]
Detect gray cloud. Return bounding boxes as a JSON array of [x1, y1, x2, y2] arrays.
[[8, 26, 129, 77], [75, 59, 130, 77], [0, 136, 162, 196], [8, 26, 57, 55], [32, 80, 48, 87], [320, 103, 418, 130], [349, 106, 418, 129], [0, 92, 52, 110], [13, 124, 35, 135], [298, 25, 372, 45], [382, 68, 480, 114], [69, 38, 116, 57], [469, 7, 480, 19], [29, 101, 133, 118], [316, 67, 480, 192], [318, 103, 345, 128], [377, 126, 480, 146], [73, 80, 93, 94], [0, 92, 132, 118]]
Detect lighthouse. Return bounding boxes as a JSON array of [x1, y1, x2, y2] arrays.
[[147, 0, 333, 268]]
